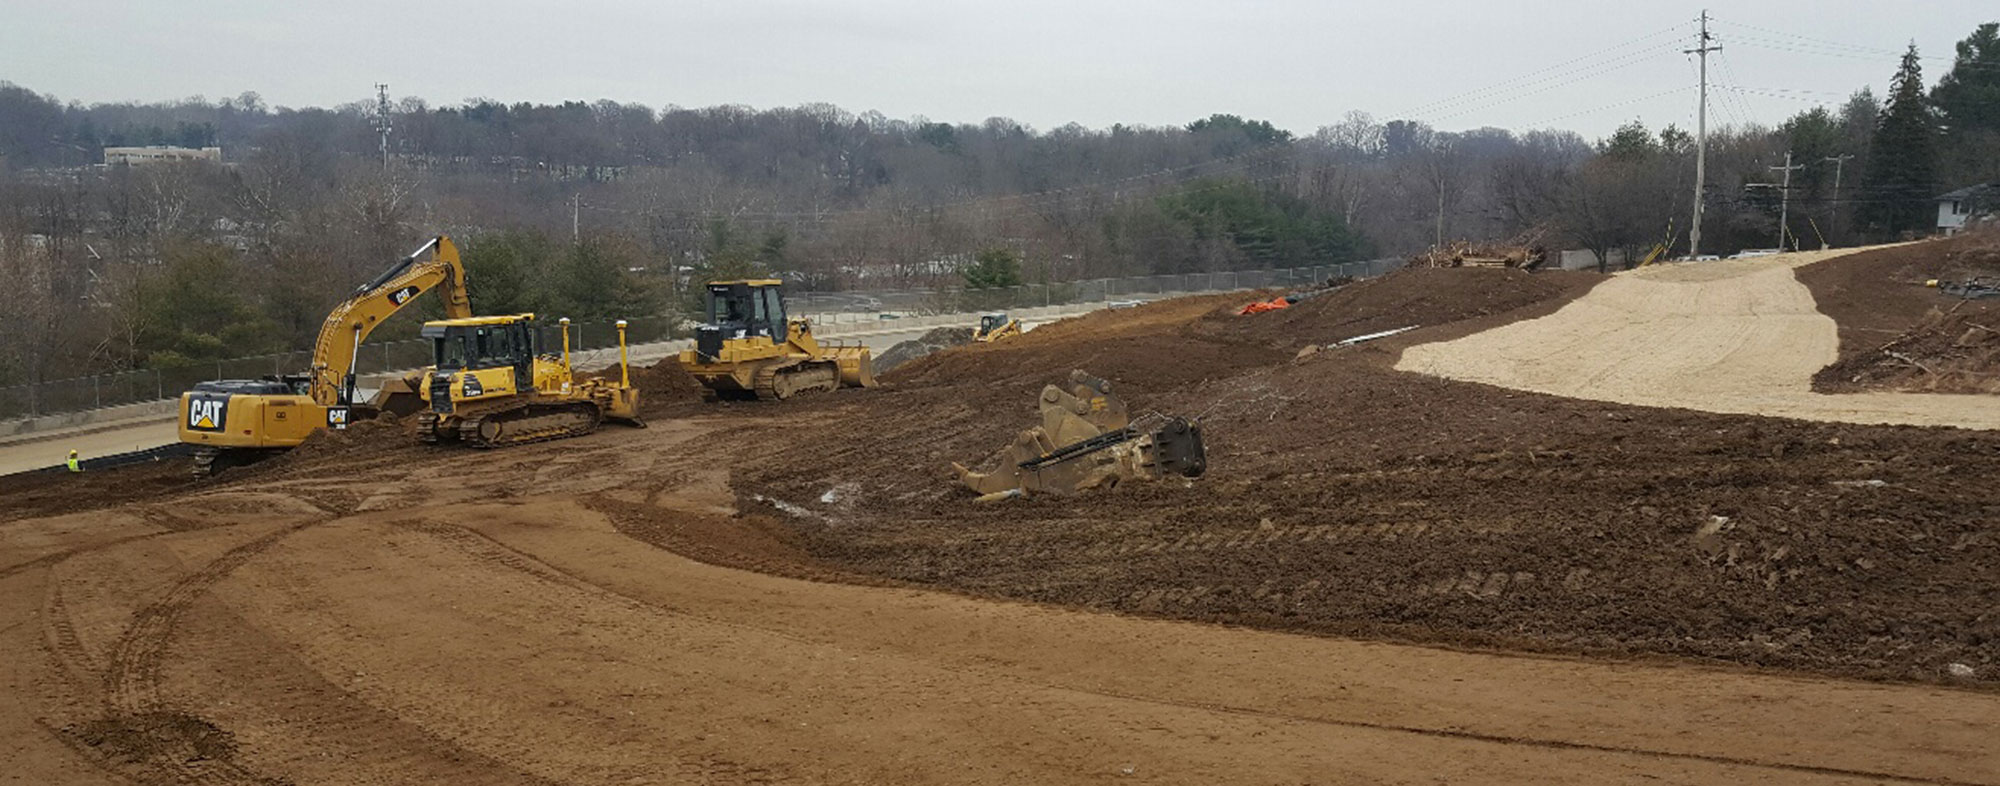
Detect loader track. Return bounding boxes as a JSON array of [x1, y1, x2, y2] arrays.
[[460, 402, 602, 449]]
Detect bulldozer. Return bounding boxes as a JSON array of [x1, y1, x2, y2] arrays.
[[178, 236, 472, 475], [416, 315, 644, 447], [973, 313, 1022, 342], [954, 370, 1207, 500], [677, 279, 877, 401]]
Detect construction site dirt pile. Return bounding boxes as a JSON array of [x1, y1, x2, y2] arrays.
[[874, 326, 974, 374], [1802, 233, 2000, 394], [1194, 267, 1599, 351], [738, 268, 1998, 685], [629, 359, 707, 419]]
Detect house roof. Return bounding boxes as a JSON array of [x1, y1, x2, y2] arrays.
[[1937, 183, 2000, 201]]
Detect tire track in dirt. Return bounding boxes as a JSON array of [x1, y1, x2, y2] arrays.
[[388, 519, 809, 785], [45, 521, 315, 786], [412, 513, 1979, 786]]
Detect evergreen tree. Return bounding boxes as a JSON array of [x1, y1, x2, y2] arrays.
[[1931, 23, 2000, 135], [1857, 44, 1938, 238]]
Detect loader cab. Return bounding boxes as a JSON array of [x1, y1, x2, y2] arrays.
[[696, 279, 788, 361], [423, 315, 538, 375]]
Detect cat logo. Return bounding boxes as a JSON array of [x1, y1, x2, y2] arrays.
[[388, 285, 420, 305], [187, 396, 228, 431], [326, 406, 350, 429]]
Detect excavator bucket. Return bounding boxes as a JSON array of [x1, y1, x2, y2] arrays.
[[953, 370, 1206, 499]]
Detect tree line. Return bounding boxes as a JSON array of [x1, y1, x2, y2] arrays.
[[0, 21, 1994, 390]]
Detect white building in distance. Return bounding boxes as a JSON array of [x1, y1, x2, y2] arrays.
[[102, 146, 222, 166]]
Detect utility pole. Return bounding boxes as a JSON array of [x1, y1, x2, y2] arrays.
[[372, 83, 393, 169], [572, 193, 580, 243], [1770, 151, 1806, 250], [1824, 153, 1854, 244], [1685, 11, 1720, 257]]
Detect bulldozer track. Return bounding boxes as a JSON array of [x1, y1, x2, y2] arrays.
[[461, 402, 601, 449], [753, 360, 838, 401]]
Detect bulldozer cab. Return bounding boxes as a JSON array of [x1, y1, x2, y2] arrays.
[[698, 280, 789, 360], [423, 315, 539, 376]]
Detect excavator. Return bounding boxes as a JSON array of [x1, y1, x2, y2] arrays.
[[973, 313, 1022, 342], [177, 236, 471, 475], [415, 314, 643, 447], [954, 370, 1206, 501], [677, 279, 877, 400]]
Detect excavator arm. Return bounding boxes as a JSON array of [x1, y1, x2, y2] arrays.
[[309, 236, 472, 406]]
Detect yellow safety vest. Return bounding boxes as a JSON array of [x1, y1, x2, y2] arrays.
[[66, 453, 81, 473]]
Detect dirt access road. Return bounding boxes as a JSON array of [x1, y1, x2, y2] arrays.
[[4, 418, 1996, 786], [1396, 246, 2000, 428]]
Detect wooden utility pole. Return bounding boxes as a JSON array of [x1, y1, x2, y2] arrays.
[[1685, 11, 1720, 257], [1771, 151, 1806, 250]]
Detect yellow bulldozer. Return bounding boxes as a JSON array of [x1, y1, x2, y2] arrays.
[[954, 370, 1207, 500], [677, 279, 876, 401], [178, 236, 472, 475], [415, 314, 644, 447], [973, 313, 1022, 342]]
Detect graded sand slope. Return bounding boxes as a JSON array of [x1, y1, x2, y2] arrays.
[[1396, 247, 2000, 428]]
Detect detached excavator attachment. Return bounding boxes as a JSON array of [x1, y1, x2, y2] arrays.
[[953, 370, 1206, 499]]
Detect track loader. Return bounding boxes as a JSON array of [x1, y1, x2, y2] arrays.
[[954, 370, 1206, 500], [177, 236, 471, 475], [678, 279, 877, 401], [973, 313, 1022, 342], [416, 315, 643, 447]]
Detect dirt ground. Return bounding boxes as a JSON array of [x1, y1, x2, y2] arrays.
[[1800, 232, 2000, 394], [4, 255, 2000, 784]]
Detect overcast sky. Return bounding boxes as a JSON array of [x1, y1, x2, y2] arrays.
[[1, 1, 1992, 139]]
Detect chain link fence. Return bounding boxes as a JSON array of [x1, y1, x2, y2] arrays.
[[1, 258, 1401, 421]]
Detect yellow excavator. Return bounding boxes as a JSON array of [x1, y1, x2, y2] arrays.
[[415, 314, 643, 447], [177, 236, 472, 475], [677, 279, 876, 400], [973, 313, 1022, 342]]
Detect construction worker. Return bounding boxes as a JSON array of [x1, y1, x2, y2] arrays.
[[66, 449, 82, 473]]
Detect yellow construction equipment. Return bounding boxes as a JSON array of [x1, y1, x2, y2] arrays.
[[178, 236, 472, 475], [954, 370, 1206, 500], [677, 279, 877, 401], [973, 313, 1022, 342], [415, 315, 643, 447]]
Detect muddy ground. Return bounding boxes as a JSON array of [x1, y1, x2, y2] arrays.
[[1804, 232, 2000, 394], [734, 265, 2000, 685]]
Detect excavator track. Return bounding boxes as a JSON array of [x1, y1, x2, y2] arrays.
[[191, 447, 219, 478], [752, 360, 840, 401], [458, 402, 602, 449]]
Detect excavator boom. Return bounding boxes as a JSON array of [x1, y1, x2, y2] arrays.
[[310, 236, 472, 406]]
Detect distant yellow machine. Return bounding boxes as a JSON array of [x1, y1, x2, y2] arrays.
[[415, 315, 643, 447], [178, 236, 472, 475], [973, 313, 1022, 342], [677, 279, 877, 401]]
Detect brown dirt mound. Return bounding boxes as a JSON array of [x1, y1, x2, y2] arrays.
[[630, 360, 706, 419], [1803, 233, 2000, 393], [1193, 267, 1600, 351], [728, 269, 2000, 686], [0, 459, 196, 522]]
